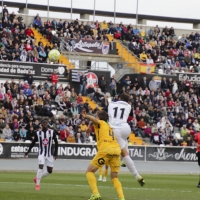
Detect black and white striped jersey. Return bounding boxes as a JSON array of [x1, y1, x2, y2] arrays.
[[26, 129, 58, 157]]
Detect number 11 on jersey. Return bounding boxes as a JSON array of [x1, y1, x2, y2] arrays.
[[113, 107, 125, 119]]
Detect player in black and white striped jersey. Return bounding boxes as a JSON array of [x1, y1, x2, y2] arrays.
[[24, 120, 58, 191]]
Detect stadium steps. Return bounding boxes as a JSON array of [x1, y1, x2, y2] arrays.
[[129, 132, 145, 145], [31, 28, 75, 69], [82, 96, 102, 110], [107, 34, 140, 72]]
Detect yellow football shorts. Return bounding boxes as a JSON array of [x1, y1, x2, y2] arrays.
[[90, 147, 121, 173]]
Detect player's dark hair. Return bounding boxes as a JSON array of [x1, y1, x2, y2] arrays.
[[97, 110, 108, 122], [120, 93, 130, 103]]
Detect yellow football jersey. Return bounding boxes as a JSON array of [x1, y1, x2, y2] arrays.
[[94, 120, 119, 151]]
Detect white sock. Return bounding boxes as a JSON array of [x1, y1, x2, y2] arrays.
[[123, 155, 140, 180], [41, 171, 50, 179], [36, 169, 43, 185]]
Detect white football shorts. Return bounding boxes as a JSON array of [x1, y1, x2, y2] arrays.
[[38, 155, 54, 167], [112, 125, 131, 150]]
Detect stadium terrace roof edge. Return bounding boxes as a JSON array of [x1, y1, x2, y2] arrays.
[[3, 1, 200, 23]]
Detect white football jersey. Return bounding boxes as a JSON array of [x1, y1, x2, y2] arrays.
[[108, 101, 131, 128]]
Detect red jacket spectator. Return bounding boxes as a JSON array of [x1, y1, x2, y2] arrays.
[[144, 127, 152, 137], [189, 128, 195, 136], [127, 116, 133, 123], [167, 99, 175, 107], [25, 42, 33, 51], [165, 90, 171, 98], [60, 129, 69, 141], [51, 72, 58, 84], [168, 49, 174, 57], [77, 96, 83, 104], [6, 91, 12, 101], [114, 31, 121, 39], [122, 26, 128, 34], [25, 28, 34, 37]]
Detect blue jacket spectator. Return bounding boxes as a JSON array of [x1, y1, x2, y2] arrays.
[[133, 28, 140, 35], [19, 127, 27, 139], [60, 122, 67, 131], [24, 86, 33, 96], [33, 17, 42, 28]]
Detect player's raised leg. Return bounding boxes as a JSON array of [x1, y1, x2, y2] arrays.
[[86, 164, 101, 200], [114, 127, 145, 186]]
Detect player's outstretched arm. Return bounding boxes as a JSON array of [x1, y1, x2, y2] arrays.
[[24, 134, 38, 157], [53, 131, 58, 160], [82, 110, 99, 125]]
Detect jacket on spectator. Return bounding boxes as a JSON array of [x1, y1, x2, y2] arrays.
[[33, 19, 42, 27], [60, 129, 69, 141], [25, 28, 34, 37], [51, 74, 58, 84], [67, 135, 76, 143]]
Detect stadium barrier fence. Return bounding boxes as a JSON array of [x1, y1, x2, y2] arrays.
[[0, 142, 197, 162]]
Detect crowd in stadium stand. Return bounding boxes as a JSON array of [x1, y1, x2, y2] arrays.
[[115, 75, 198, 147], [123, 25, 200, 74], [0, 7, 60, 64], [0, 73, 100, 144], [33, 14, 200, 75], [1, 6, 200, 147]]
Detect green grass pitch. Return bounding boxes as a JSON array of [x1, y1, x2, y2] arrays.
[[0, 172, 200, 200]]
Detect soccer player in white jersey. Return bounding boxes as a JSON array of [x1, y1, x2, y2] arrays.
[[108, 93, 145, 186], [24, 120, 58, 190]]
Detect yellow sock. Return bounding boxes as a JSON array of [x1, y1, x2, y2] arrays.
[[86, 172, 99, 195], [112, 178, 124, 199], [104, 168, 108, 178], [99, 167, 103, 177]]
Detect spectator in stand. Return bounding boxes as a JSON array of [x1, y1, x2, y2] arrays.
[[100, 20, 108, 34], [146, 56, 154, 64], [50, 71, 59, 86], [99, 76, 107, 93], [79, 72, 87, 96], [2, 5, 9, 16], [60, 126, 69, 141], [80, 120, 88, 142], [2, 124, 12, 140], [114, 30, 121, 39], [33, 16, 42, 29], [19, 126, 27, 141], [26, 126, 35, 141], [148, 77, 158, 91], [76, 132, 84, 144], [67, 133, 76, 143], [25, 26, 34, 38], [87, 85, 95, 100], [140, 51, 148, 62], [24, 70, 33, 85]]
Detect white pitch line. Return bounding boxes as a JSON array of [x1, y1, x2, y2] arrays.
[[0, 182, 198, 193]]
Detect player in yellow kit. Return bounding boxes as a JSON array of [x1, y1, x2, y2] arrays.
[[82, 110, 125, 200]]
